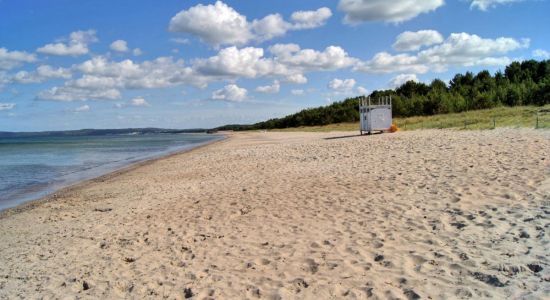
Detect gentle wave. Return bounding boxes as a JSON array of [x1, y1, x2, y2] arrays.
[[0, 133, 223, 211]]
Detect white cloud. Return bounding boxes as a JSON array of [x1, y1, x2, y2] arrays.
[[0, 72, 9, 89], [393, 30, 444, 52], [168, 1, 331, 47], [38, 86, 121, 101], [73, 104, 90, 112], [338, 0, 444, 24], [130, 97, 150, 107], [356, 32, 529, 74], [170, 38, 190, 44], [470, 0, 525, 11], [251, 14, 292, 43], [290, 7, 332, 29], [389, 74, 418, 88], [212, 84, 247, 101], [75, 57, 141, 78], [0, 47, 37, 70], [0, 103, 16, 111], [355, 52, 428, 74], [110, 40, 129, 52], [76, 56, 202, 88], [533, 49, 550, 59], [291, 89, 304, 95], [37, 43, 88, 56], [33, 31, 529, 104], [194, 44, 354, 85], [357, 86, 368, 94], [284, 73, 308, 84], [417, 33, 529, 70], [193, 46, 279, 78], [37, 30, 98, 56], [12, 65, 71, 84], [132, 48, 143, 56], [69, 30, 98, 44], [169, 1, 252, 47], [270, 44, 356, 71], [256, 80, 280, 93], [37, 55, 203, 102], [328, 78, 356, 92]]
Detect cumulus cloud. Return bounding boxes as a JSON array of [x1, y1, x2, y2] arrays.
[[0, 103, 16, 111], [73, 104, 90, 112], [110, 40, 129, 52], [12, 65, 72, 84], [0, 47, 36, 70], [389, 74, 419, 88], [338, 0, 444, 24], [168, 1, 331, 47], [256, 80, 280, 93], [393, 30, 444, 52], [269, 44, 356, 71], [417, 33, 529, 70], [212, 84, 247, 102], [328, 78, 356, 92], [355, 52, 429, 74], [0, 72, 8, 89], [38, 86, 121, 101], [291, 89, 305, 95], [77, 56, 201, 88], [357, 86, 368, 94], [193, 47, 279, 78], [38, 43, 89, 56], [169, 1, 252, 47], [37, 30, 98, 56], [38, 56, 204, 101], [170, 38, 190, 44], [33, 30, 529, 104], [193, 44, 354, 84], [133, 48, 143, 56], [533, 49, 550, 59], [130, 97, 150, 107], [356, 32, 529, 74], [290, 7, 332, 29], [470, 0, 525, 10], [284, 73, 308, 84], [250, 13, 292, 43]]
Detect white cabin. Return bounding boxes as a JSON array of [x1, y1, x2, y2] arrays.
[[359, 96, 392, 135]]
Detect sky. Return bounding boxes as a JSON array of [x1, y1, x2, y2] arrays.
[[0, 0, 549, 131]]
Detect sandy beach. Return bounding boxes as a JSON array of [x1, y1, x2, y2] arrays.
[[0, 129, 549, 299]]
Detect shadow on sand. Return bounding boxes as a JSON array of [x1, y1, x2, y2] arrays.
[[323, 132, 384, 140]]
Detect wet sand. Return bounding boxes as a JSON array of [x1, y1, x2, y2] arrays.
[[0, 129, 549, 299]]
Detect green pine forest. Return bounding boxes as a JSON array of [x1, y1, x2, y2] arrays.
[[217, 59, 550, 131]]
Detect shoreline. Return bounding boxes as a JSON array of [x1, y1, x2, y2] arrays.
[[0, 133, 228, 218], [0, 129, 548, 298]]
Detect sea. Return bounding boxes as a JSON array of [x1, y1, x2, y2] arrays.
[[0, 133, 223, 211]]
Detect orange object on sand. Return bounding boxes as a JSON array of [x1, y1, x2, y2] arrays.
[[389, 124, 399, 133]]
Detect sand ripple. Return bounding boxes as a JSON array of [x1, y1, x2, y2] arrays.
[[0, 129, 549, 299]]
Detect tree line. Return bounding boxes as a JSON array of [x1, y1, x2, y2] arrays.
[[216, 59, 550, 131]]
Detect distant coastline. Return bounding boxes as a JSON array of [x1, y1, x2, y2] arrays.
[[0, 127, 211, 139]]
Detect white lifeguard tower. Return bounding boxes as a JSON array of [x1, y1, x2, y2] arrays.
[[359, 96, 393, 135]]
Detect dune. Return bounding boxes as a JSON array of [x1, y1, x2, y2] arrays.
[[0, 129, 549, 299]]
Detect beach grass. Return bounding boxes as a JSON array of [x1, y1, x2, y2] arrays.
[[271, 104, 550, 132]]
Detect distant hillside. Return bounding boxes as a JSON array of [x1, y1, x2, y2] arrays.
[[0, 128, 207, 138], [217, 59, 550, 131]]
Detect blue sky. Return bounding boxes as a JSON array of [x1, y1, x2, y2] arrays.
[[0, 0, 549, 131]]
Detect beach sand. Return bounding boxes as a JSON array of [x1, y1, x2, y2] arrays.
[[0, 129, 549, 299]]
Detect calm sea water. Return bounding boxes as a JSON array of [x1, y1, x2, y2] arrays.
[[0, 133, 222, 211]]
